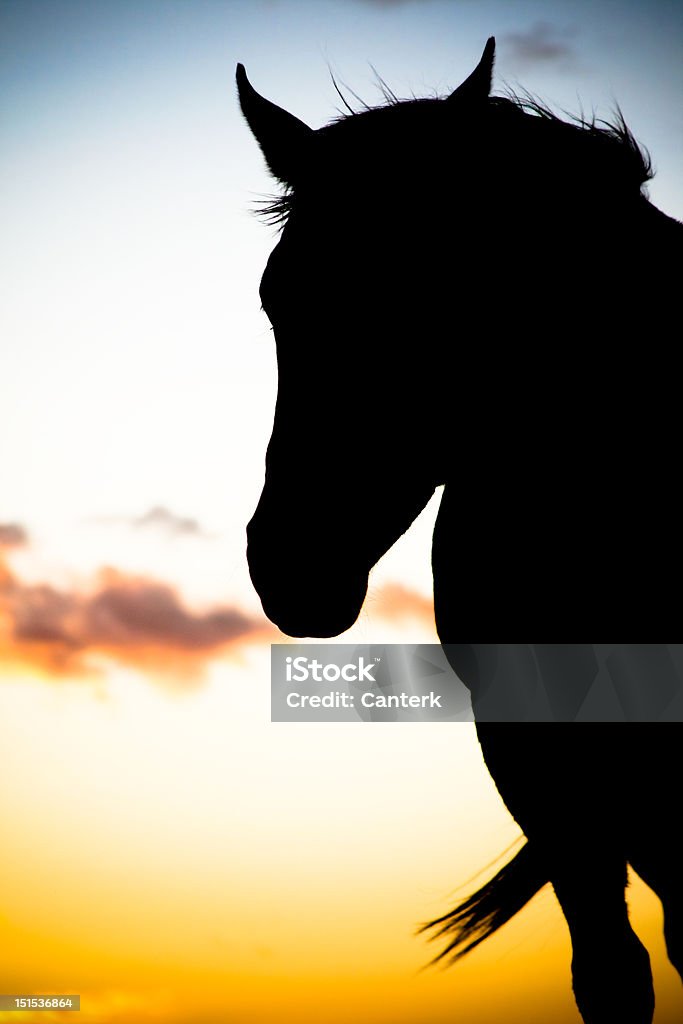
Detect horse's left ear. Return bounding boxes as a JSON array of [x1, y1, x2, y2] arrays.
[[446, 37, 495, 105], [236, 64, 313, 185]]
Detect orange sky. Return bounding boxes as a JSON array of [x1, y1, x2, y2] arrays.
[[1, 528, 682, 1024], [2, 2, 682, 1020]]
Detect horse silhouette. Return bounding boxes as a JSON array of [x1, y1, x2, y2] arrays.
[[238, 38, 682, 1024]]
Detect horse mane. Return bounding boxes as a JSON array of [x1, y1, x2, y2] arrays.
[[256, 84, 653, 229], [497, 90, 653, 187]]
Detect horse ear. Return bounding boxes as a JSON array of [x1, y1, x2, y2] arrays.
[[236, 64, 313, 185], [446, 37, 495, 105]]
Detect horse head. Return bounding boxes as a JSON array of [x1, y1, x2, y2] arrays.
[[238, 41, 496, 637]]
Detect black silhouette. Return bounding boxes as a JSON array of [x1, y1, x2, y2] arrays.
[[238, 38, 682, 1024]]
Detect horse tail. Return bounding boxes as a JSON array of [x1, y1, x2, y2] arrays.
[[419, 841, 547, 964]]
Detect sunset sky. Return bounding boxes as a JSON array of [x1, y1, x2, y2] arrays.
[[2, 1, 682, 1022]]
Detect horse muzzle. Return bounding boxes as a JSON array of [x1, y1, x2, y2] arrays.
[[247, 522, 369, 638]]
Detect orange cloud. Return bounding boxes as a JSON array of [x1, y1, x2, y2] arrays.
[[0, 523, 27, 547], [373, 582, 434, 626], [0, 523, 436, 683], [0, 523, 272, 683]]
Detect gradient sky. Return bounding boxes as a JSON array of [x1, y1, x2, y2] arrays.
[[1, 2, 682, 1022]]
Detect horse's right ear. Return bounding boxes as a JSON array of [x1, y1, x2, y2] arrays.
[[446, 37, 495, 106], [236, 64, 313, 185]]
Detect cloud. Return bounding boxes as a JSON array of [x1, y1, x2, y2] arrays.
[[0, 523, 28, 548], [95, 505, 211, 538], [0, 531, 271, 684], [130, 506, 210, 538], [353, 0, 435, 5], [84, 571, 254, 651], [503, 22, 577, 67], [0, 524, 437, 683]]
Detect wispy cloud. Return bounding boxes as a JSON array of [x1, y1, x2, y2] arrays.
[[0, 524, 270, 683], [95, 505, 212, 538], [503, 21, 578, 68], [131, 505, 210, 537], [353, 0, 437, 6]]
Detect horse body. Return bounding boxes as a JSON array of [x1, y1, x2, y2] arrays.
[[238, 39, 682, 1023]]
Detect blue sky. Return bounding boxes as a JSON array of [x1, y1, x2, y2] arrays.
[[2, 0, 680, 520]]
